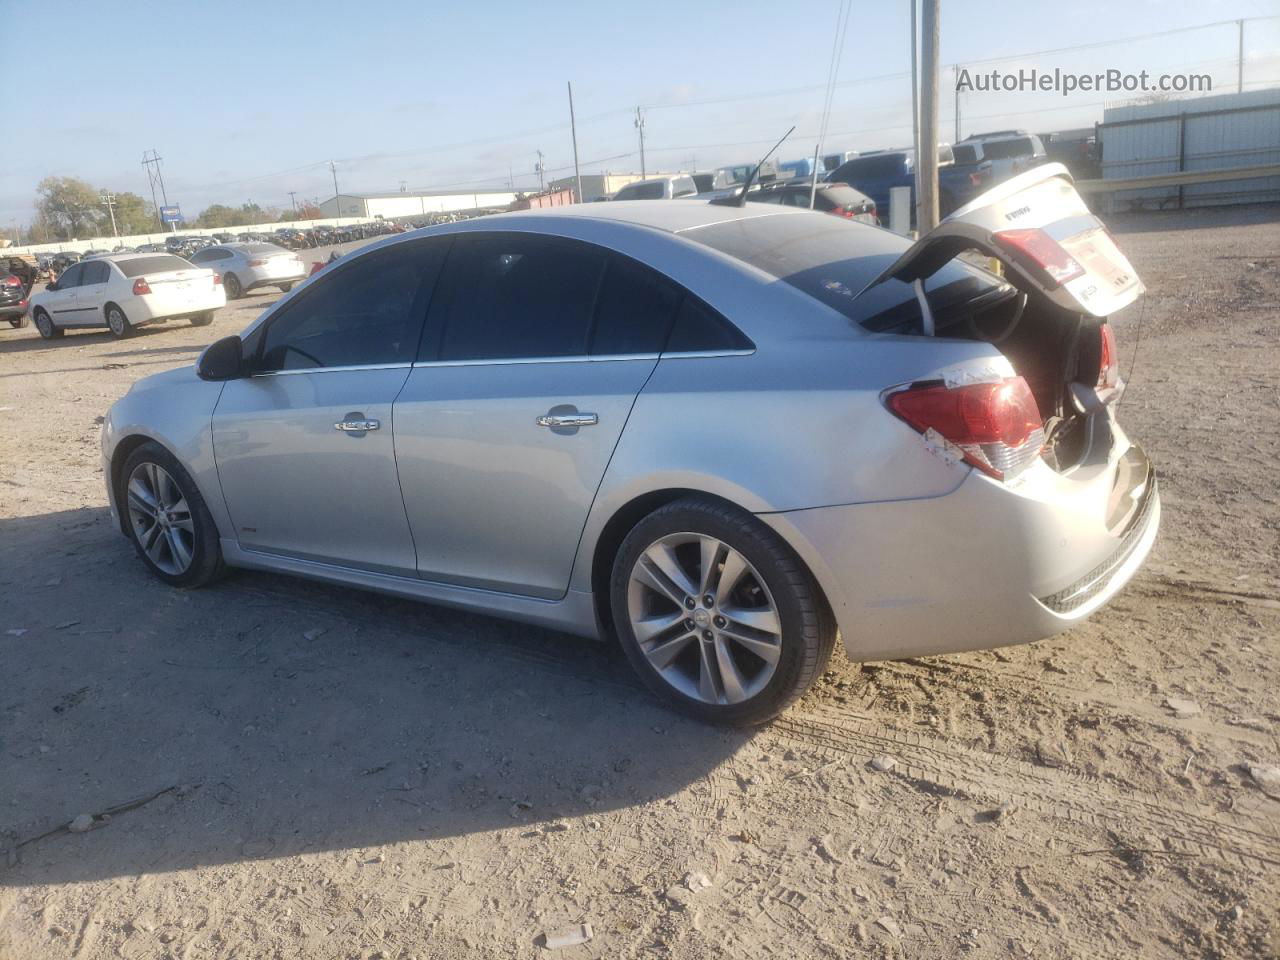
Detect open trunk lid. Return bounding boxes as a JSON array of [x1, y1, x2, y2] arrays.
[[861, 162, 1143, 318]]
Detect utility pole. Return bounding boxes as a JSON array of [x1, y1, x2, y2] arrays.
[[910, 0, 921, 225], [567, 81, 583, 203], [1237, 19, 1244, 94], [100, 192, 119, 240], [535, 150, 546, 192], [918, 0, 941, 233], [142, 149, 170, 231], [329, 160, 340, 214], [289, 191, 298, 215], [953, 64, 961, 141], [399, 180, 407, 193], [634, 106, 646, 179]]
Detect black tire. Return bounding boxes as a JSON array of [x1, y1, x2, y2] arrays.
[[33, 308, 63, 339], [119, 441, 225, 589], [190, 312, 214, 327], [105, 303, 132, 338], [224, 273, 243, 299], [609, 496, 835, 726], [277, 282, 293, 293], [8, 317, 22, 328]]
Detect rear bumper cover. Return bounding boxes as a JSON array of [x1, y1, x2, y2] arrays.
[[761, 450, 1160, 661]]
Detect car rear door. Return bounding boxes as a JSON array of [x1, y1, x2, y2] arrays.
[[393, 232, 679, 599], [210, 238, 448, 575]]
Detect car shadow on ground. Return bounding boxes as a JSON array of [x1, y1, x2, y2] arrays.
[[0, 507, 752, 888], [0, 325, 200, 355]]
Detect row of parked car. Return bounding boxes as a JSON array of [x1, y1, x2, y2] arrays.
[[610, 128, 1054, 226]]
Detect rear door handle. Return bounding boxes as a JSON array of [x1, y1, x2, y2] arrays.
[[536, 413, 598, 428], [335, 418, 380, 433]]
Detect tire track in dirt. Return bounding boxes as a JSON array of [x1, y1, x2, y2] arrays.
[[770, 707, 1280, 870]]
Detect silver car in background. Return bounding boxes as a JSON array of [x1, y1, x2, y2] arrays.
[[187, 242, 307, 299], [101, 165, 1159, 724]]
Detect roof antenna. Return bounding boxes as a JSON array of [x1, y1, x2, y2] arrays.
[[734, 126, 796, 207]]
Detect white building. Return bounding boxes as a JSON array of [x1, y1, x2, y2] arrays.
[[319, 190, 520, 219]]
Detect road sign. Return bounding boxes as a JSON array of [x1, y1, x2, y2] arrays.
[[159, 205, 182, 224]]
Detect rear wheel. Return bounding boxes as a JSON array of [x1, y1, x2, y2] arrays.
[[106, 303, 132, 338], [33, 309, 62, 339], [120, 441, 224, 588], [277, 282, 294, 293], [223, 273, 243, 300], [610, 497, 835, 726], [190, 312, 214, 327], [8, 317, 22, 328]]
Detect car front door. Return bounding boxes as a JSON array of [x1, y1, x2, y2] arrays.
[[46, 262, 84, 321], [210, 238, 448, 575], [393, 232, 681, 599]]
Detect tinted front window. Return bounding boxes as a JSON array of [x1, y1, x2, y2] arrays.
[[258, 241, 445, 371], [982, 138, 1035, 160], [692, 174, 714, 192], [428, 234, 605, 361], [116, 256, 193, 277], [57, 264, 84, 288], [687, 214, 1001, 333], [590, 255, 681, 356]]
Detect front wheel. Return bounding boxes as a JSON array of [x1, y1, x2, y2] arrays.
[[223, 273, 243, 299], [610, 497, 835, 726], [8, 317, 22, 328], [120, 441, 224, 588], [277, 282, 293, 293], [33, 309, 62, 339], [190, 312, 214, 327], [106, 304, 132, 338]]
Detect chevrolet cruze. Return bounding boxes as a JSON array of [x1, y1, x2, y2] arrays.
[[101, 164, 1159, 724]]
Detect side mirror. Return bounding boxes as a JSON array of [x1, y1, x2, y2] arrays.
[[197, 335, 244, 381]]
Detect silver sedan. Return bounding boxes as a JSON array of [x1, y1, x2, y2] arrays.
[[101, 164, 1159, 724], [187, 242, 307, 299]]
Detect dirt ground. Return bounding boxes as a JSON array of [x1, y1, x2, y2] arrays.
[[1, 210, 1278, 960]]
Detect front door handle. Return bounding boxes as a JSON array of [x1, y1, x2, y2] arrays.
[[536, 412, 598, 428], [335, 417, 380, 433]]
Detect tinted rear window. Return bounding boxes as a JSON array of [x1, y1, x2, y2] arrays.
[[621, 181, 664, 200], [981, 138, 1035, 160], [952, 144, 979, 164], [116, 255, 192, 277], [837, 154, 908, 179], [686, 214, 1002, 333], [243, 243, 289, 254], [819, 185, 869, 209]]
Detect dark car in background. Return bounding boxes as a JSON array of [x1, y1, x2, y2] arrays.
[[1, 272, 30, 327], [828, 145, 985, 221], [743, 179, 878, 224]]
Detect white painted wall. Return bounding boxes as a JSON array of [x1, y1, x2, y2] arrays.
[[6, 217, 380, 257]]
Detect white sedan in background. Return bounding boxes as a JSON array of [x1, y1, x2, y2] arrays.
[[188, 242, 307, 300], [30, 254, 226, 340]]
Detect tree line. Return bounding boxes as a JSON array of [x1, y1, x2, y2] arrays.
[[4, 177, 322, 245]]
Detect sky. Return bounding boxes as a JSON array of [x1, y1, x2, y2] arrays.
[[3, 0, 1279, 228]]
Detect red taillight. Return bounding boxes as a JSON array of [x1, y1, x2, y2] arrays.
[[132, 278, 152, 295], [887, 377, 1044, 480], [2, 274, 20, 287], [213, 272, 223, 285], [993, 228, 1084, 287], [1097, 322, 1119, 391]]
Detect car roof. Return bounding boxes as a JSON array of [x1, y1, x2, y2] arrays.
[[484, 198, 807, 235]]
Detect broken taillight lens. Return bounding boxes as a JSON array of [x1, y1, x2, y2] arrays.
[[887, 377, 1044, 481], [1097, 322, 1119, 391], [992, 228, 1085, 287]]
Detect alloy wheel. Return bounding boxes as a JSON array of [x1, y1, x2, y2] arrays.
[[35, 312, 53, 338], [626, 532, 782, 705], [126, 461, 196, 575], [108, 307, 127, 336]]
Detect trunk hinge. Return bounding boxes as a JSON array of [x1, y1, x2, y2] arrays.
[[913, 278, 935, 336]]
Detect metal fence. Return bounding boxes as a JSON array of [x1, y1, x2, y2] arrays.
[[1097, 88, 1280, 211]]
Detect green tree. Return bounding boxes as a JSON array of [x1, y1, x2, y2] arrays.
[[113, 192, 156, 235], [36, 176, 104, 239], [195, 204, 239, 228]]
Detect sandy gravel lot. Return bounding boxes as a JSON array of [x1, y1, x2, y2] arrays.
[[2, 211, 1278, 960]]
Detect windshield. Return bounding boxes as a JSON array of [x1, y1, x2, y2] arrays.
[[685, 213, 1006, 333]]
